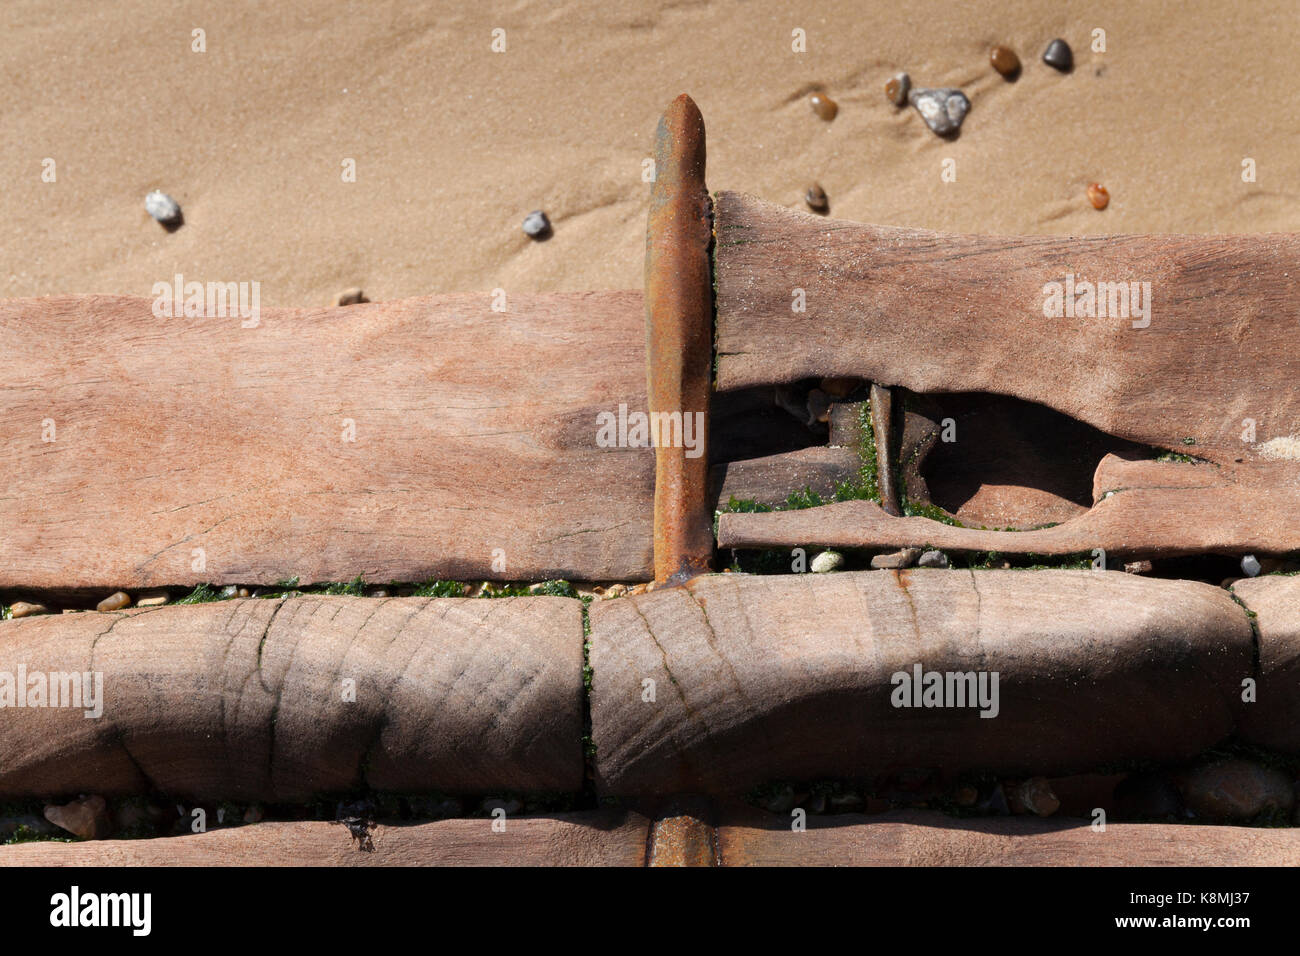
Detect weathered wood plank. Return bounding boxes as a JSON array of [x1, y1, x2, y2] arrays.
[[0, 292, 653, 588], [712, 446, 860, 508], [0, 596, 584, 799], [0, 812, 649, 866], [718, 810, 1300, 866], [716, 462, 1300, 559], [589, 570, 1251, 795], [714, 190, 1300, 465], [1230, 575, 1300, 753]]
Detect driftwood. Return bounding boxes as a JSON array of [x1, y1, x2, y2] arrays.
[[0, 292, 653, 589], [717, 810, 1300, 866], [712, 446, 859, 508], [1230, 576, 1300, 752], [714, 190, 1300, 464], [589, 570, 1251, 795], [0, 812, 648, 866], [0, 596, 584, 799], [718, 457, 1300, 559], [711, 190, 1300, 557]]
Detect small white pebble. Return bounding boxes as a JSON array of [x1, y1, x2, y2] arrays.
[[144, 190, 181, 225], [811, 550, 844, 573]]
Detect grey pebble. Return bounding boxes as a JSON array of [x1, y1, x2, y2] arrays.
[[908, 87, 970, 136], [917, 549, 948, 568], [522, 210, 551, 239], [144, 190, 182, 225], [1241, 554, 1262, 577], [1042, 38, 1073, 72]]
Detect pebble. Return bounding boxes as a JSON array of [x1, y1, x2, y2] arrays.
[[1016, 777, 1060, 817], [953, 784, 979, 807], [604, 583, 630, 599], [1241, 554, 1262, 577], [522, 210, 551, 239], [44, 794, 113, 840], [135, 590, 170, 607], [884, 72, 910, 106], [1123, 559, 1153, 574], [809, 92, 838, 121], [811, 550, 844, 573], [243, 805, 264, 824], [989, 45, 1020, 77], [1042, 38, 1073, 72], [333, 287, 368, 306], [1180, 758, 1294, 821], [871, 547, 921, 570], [804, 182, 829, 213], [96, 591, 131, 612], [917, 549, 948, 569], [1087, 182, 1109, 210], [9, 601, 52, 618], [144, 190, 182, 225], [908, 87, 970, 136], [806, 387, 832, 423], [366, 588, 389, 598]]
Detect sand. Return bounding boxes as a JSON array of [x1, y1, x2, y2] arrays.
[[3, 0, 1299, 306]]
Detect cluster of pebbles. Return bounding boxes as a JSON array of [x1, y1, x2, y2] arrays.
[[804, 37, 1106, 214], [751, 755, 1300, 825]]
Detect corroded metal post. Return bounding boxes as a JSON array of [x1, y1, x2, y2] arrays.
[[645, 94, 714, 585]]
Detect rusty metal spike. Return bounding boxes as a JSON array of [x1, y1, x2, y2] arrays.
[[645, 94, 714, 585]]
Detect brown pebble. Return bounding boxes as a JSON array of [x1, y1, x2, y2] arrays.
[[884, 73, 909, 106], [96, 591, 131, 612], [135, 590, 170, 607], [9, 601, 52, 618], [1087, 182, 1110, 209], [990, 45, 1020, 77], [804, 183, 828, 212], [809, 92, 837, 121], [333, 287, 368, 307]]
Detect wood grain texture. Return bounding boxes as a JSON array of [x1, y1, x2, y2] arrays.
[[718, 810, 1300, 866], [1230, 575, 1300, 753], [712, 446, 860, 508], [714, 190, 1300, 465], [0, 812, 649, 866], [0, 292, 653, 589], [0, 596, 584, 799], [589, 570, 1251, 795], [717, 457, 1300, 558]]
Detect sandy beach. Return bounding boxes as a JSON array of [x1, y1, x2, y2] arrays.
[[4, 0, 1299, 307]]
